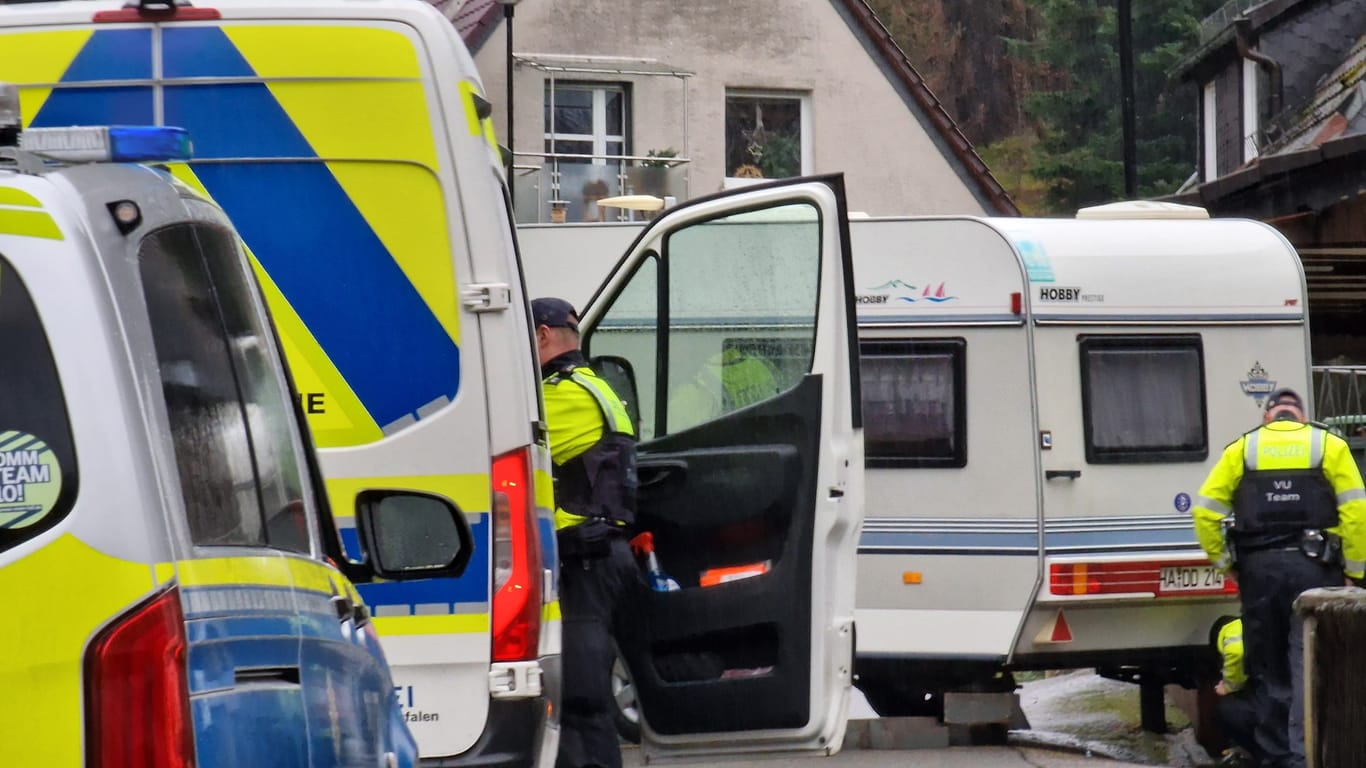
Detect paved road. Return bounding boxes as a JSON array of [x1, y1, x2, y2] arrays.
[[623, 745, 1161, 767]]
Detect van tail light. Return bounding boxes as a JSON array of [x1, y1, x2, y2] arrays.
[[492, 448, 543, 662], [85, 586, 194, 768]]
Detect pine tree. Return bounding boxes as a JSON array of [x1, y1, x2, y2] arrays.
[[1021, 0, 1221, 212]]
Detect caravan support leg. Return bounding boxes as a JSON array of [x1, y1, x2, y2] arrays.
[[1139, 672, 1168, 734]]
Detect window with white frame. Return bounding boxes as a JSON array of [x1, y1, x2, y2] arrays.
[[544, 81, 628, 163], [724, 91, 810, 181]]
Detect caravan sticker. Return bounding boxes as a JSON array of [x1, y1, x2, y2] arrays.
[[1174, 493, 1192, 514], [0, 431, 62, 529], [1240, 362, 1276, 406], [1015, 237, 1055, 282], [858, 280, 957, 306]]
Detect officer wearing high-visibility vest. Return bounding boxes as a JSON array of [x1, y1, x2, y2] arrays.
[[1211, 616, 1260, 767], [532, 297, 643, 768], [667, 346, 781, 429], [1193, 388, 1366, 768]]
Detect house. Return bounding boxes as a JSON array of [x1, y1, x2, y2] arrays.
[[437, 0, 1016, 223], [1171, 0, 1366, 366]]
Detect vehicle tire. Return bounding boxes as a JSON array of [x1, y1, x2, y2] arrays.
[[612, 644, 642, 744]]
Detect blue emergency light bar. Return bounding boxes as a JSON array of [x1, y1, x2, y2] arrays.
[[18, 126, 193, 164]]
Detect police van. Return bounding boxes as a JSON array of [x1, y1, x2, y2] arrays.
[[519, 203, 1309, 724], [0, 1, 868, 763], [0, 102, 450, 766]]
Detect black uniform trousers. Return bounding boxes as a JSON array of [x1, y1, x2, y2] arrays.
[[1214, 685, 1261, 763], [1237, 548, 1343, 768], [556, 532, 643, 768]]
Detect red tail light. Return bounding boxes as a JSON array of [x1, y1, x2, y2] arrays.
[[492, 448, 543, 661], [1049, 560, 1239, 597], [85, 586, 194, 768], [93, 2, 221, 22]]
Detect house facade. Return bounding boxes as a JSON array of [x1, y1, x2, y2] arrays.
[[1172, 0, 1366, 366], [441, 0, 1015, 223]]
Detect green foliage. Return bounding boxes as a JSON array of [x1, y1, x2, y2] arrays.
[[1018, 0, 1222, 213], [640, 147, 679, 168], [979, 133, 1049, 215], [757, 134, 801, 179]]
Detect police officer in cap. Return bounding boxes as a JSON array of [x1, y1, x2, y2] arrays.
[[532, 297, 643, 768], [1193, 387, 1366, 768]]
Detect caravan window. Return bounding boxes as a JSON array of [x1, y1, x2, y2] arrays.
[[859, 339, 966, 468], [1080, 335, 1207, 464]]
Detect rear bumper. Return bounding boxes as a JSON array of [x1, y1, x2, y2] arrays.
[[421, 655, 561, 768]]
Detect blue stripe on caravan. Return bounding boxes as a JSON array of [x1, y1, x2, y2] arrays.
[[1045, 526, 1199, 551], [159, 27, 459, 429], [348, 516, 491, 609]]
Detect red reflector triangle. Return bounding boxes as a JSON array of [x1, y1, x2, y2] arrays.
[[1050, 611, 1073, 643]]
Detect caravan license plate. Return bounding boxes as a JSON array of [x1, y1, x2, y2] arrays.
[[1158, 565, 1224, 593]]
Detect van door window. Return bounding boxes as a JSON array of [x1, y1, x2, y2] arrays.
[[1079, 334, 1208, 464], [590, 203, 820, 437], [860, 339, 967, 468], [0, 256, 77, 551], [139, 224, 315, 553]]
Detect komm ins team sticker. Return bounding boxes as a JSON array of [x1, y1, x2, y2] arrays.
[[1174, 493, 1192, 514], [0, 431, 62, 529]]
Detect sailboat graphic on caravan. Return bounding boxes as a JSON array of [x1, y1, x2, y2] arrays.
[[518, 200, 1312, 719]]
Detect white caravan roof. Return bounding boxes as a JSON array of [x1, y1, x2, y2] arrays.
[[988, 216, 1305, 322]]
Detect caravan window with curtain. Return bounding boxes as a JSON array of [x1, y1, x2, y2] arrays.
[[859, 338, 966, 468], [1080, 335, 1208, 464]]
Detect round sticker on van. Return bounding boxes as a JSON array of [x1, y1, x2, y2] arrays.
[[0, 432, 63, 529]]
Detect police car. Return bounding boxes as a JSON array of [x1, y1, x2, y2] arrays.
[[0, 86, 481, 767]]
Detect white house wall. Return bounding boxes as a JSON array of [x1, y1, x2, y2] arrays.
[[473, 0, 989, 216]]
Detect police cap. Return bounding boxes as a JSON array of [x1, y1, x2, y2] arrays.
[[531, 297, 580, 331], [1264, 387, 1304, 413]]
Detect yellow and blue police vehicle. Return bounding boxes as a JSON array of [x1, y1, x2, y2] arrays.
[[0, 85, 486, 766], [0, 2, 563, 764], [0, 1, 871, 763]]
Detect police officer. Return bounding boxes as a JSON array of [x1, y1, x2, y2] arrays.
[[1193, 388, 1366, 768], [1210, 616, 1260, 767], [532, 297, 643, 768]]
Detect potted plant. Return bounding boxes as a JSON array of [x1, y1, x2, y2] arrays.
[[629, 148, 678, 198]]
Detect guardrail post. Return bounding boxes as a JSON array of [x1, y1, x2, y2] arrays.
[[1293, 586, 1366, 768]]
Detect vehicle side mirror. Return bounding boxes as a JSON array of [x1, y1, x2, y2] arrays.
[[592, 354, 641, 435], [355, 490, 473, 580]]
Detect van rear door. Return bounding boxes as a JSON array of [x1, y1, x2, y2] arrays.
[[578, 176, 863, 758], [0, 7, 501, 756]]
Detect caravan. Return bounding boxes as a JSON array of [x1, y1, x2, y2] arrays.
[[0, 2, 865, 763], [520, 202, 1310, 718]]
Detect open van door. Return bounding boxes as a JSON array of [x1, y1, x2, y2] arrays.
[[576, 175, 864, 759]]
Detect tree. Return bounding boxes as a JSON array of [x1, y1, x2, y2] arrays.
[[1020, 0, 1221, 212]]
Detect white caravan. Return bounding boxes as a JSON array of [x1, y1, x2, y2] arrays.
[[520, 203, 1310, 717]]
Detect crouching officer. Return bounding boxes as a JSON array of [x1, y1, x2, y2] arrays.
[[1193, 388, 1366, 768], [1210, 616, 1260, 767], [532, 297, 644, 768]]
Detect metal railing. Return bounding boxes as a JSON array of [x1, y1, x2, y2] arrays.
[[1313, 366, 1366, 434], [1198, 0, 1264, 42], [510, 151, 690, 225]]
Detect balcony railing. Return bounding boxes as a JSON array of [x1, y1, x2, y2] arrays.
[[510, 151, 690, 225], [1313, 366, 1366, 446]]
